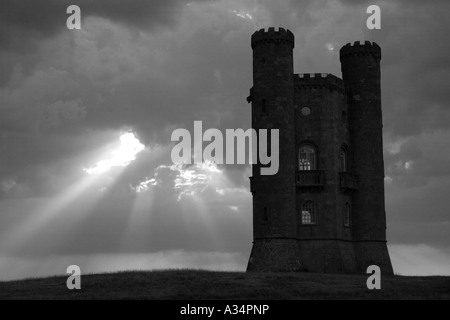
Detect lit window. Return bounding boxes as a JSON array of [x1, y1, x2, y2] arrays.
[[344, 203, 351, 227], [301, 201, 316, 225], [299, 144, 316, 171]]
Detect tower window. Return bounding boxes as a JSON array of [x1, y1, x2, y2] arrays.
[[299, 144, 316, 171], [339, 146, 348, 172], [342, 111, 347, 123], [263, 207, 269, 222], [301, 107, 311, 116], [262, 207, 270, 222], [301, 201, 316, 225], [344, 203, 351, 227]]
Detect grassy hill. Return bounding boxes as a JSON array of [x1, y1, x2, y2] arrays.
[[0, 270, 449, 300]]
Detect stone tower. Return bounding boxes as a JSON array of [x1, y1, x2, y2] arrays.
[[247, 28, 393, 275], [247, 27, 302, 272]]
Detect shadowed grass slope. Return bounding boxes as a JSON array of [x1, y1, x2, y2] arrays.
[[0, 270, 449, 300]]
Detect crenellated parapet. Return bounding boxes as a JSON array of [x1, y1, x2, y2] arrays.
[[251, 27, 295, 49], [294, 73, 345, 94], [339, 41, 381, 61]]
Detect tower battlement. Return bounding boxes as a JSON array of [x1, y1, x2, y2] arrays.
[[294, 73, 345, 93], [340, 41, 381, 61], [251, 27, 295, 49]]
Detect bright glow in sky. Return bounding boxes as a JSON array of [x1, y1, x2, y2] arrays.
[[174, 160, 222, 192], [84, 132, 145, 175], [134, 178, 158, 193], [135, 160, 226, 201], [232, 10, 253, 20]]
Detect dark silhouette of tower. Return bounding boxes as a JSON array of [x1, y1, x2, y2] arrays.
[[247, 27, 302, 271], [247, 28, 393, 274]]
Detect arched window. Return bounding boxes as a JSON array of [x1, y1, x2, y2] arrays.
[[344, 203, 351, 227], [301, 201, 316, 225], [299, 144, 316, 171], [339, 146, 348, 172]]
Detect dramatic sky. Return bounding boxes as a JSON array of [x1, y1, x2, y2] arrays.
[[1, 0, 449, 280]]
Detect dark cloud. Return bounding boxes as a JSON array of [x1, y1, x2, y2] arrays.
[[1, 0, 188, 44], [0, 0, 203, 85]]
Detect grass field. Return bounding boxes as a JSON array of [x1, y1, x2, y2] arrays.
[[0, 270, 449, 300]]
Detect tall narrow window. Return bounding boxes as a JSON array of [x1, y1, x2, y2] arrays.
[[342, 111, 347, 123], [344, 203, 351, 227], [301, 201, 316, 225], [262, 99, 267, 114], [263, 207, 269, 222], [299, 144, 316, 171], [339, 146, 348, 172]]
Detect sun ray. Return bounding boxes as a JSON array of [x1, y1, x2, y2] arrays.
[[1, 174, 102, 253], [2, 131, 146, 254], [118, 185, 156, 251]]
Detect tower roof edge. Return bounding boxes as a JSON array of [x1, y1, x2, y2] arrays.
[[251, 27, 295, 49]]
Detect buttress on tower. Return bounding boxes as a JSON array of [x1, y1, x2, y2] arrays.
[[247, 27, 393, 274]]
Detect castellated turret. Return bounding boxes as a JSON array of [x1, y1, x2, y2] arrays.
[[340, 41, 393, 274], [247, 27, 302, 272], [247, 29, 393, 274]]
